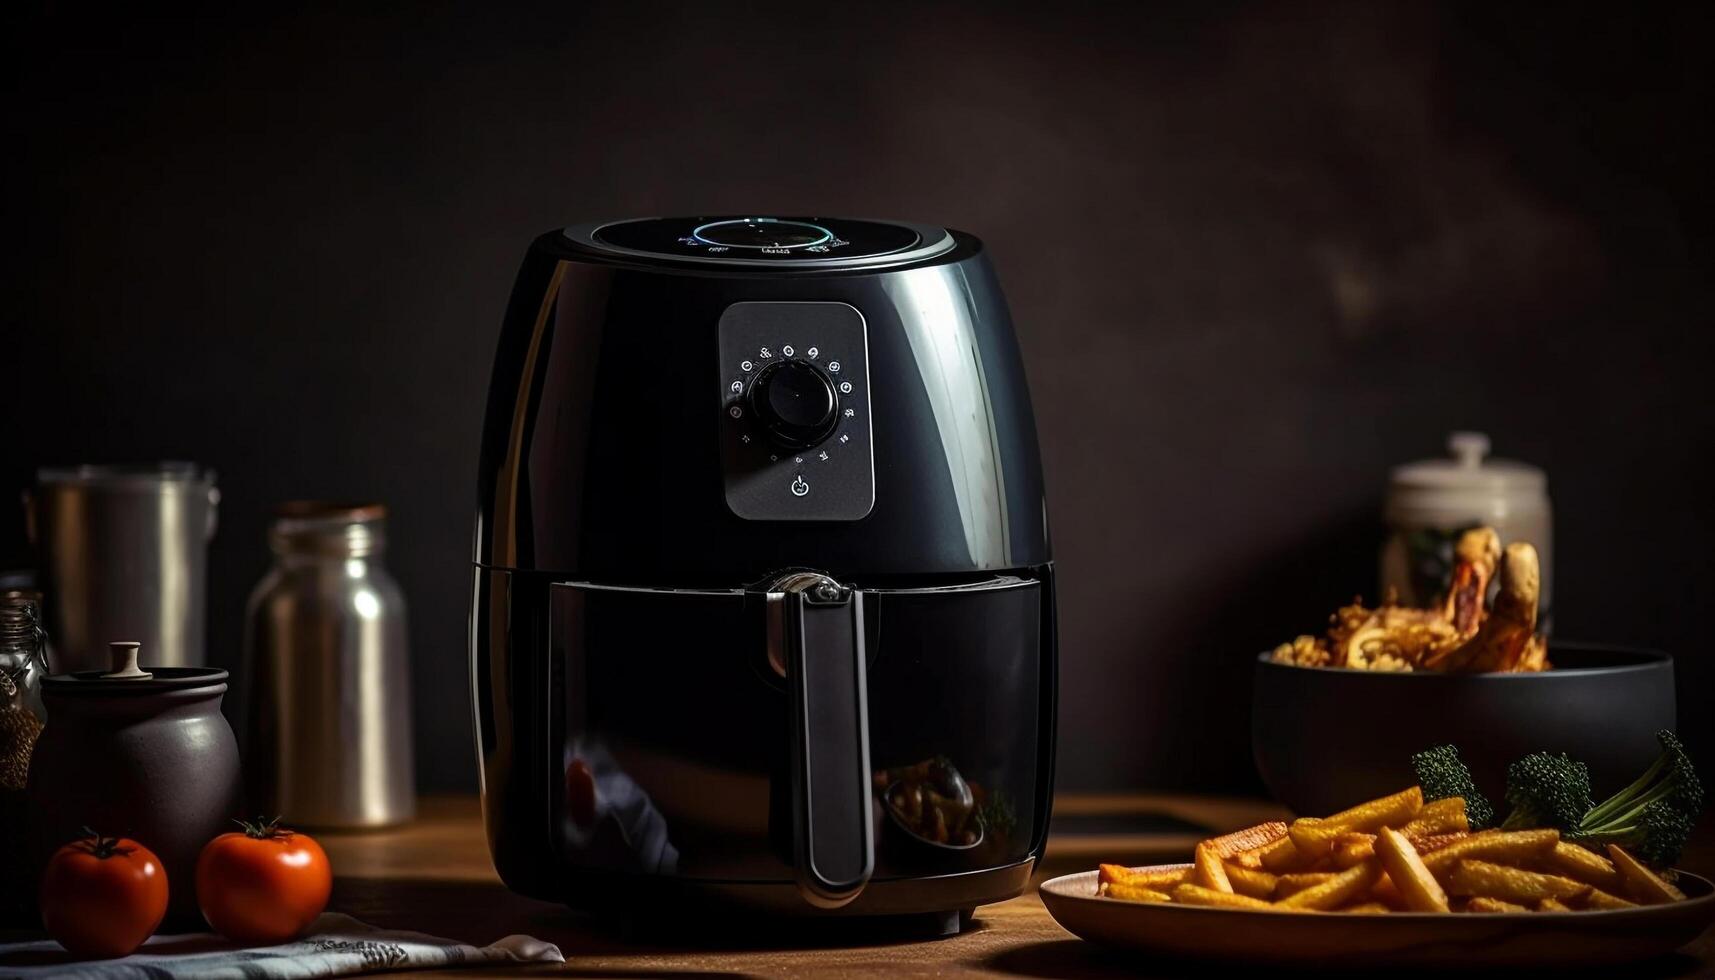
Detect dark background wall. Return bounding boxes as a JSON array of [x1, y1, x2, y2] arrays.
[[5, 1, 1711, 796]]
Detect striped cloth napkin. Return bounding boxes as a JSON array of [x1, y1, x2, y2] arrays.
[[0, 913, 562, 979]]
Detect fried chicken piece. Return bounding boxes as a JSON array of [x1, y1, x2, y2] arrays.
[[1512, 634, 1550, 673], [1271, 635, 1332, 667], [1269, 524, 1546, 674], [1328, 599, 1462, 670], [1441, 528, 1502, 634], [1432, 543, 1540, 674], [1325, 599, 1375, 667]]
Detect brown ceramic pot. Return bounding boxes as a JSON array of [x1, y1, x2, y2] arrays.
[[26, 663, 241, 928]]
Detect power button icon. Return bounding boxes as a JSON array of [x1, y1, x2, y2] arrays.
[[790, 476, 810, 497]]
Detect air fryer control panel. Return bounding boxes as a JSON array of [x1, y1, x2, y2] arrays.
[[718, 302, 875, 521]]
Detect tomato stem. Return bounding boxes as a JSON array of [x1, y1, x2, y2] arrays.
[[74, 826, 133, 859], [233, 815, 290, 840]]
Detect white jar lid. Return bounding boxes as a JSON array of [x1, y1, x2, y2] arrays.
[[1386, 432, 1548, 523]]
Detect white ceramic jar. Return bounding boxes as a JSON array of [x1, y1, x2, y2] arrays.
[[1380, 432, 1553, 628]]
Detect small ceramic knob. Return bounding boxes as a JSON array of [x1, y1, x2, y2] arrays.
[[1448, 431, 1491, 468], [101, 641, 152, 680]]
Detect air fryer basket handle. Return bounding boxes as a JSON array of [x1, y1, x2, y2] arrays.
[[783, 584, 874, 907]]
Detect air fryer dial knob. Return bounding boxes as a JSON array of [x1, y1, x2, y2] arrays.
[[748, 358, 840, 449]]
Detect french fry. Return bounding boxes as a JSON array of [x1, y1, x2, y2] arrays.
[[1580, 888, 1639, 910], [1106, 880, 1172, 903], [1422, 829, 1559, 876], [1330, 832, 1376, 868], [1258, 834, 1316, 874], [1273, 872, 1337, 898], [1225, 848, 1266, 871], [1139, 866, 1193, 887], [1098, 864, 1190, 890], [1445, 860, 1591, 904], [1322, 786, 1425, 829], [1421, 795, 1467, 820], [1374, 826, 1450, 913], [1225, 828, 1292, 870], [1224, 863, 1278, 900], [1290, 788, 1423, 858], [1204, 821, 1289, 860], [1544, 843, 1624, 893], [1466, 896, 1529, 913], [1370, 874, 1405, 909], [1275, 860, 1383, 911], [1607, 845, 1686, 905], [1412, 830, 1470, 854], [1091, 784, 1690, 918], [1287, 818, 1344, 859], [1342, 901, 1391, 914], [1401, 797, 1469, 840], [1172, 883, 1279, 910], [1097, 864, 1134, 887], [1193, 843, 1233, 893]]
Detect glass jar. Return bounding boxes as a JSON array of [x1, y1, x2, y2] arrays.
[[0, 589, 49, 924], [0, 589, 49, 790]]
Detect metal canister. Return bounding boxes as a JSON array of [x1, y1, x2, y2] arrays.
[[24, 463, 219, 671], [243, 502, 414, 827]]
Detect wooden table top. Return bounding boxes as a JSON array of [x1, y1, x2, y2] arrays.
[[320, 795, 1715, 978]]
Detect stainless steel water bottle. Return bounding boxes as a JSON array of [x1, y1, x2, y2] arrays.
[[243, 502, 414, 827]]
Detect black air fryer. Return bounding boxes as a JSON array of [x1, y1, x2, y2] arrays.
[[471, 216, 1055, 932]]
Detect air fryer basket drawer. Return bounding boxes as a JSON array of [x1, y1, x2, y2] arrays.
[[547, 577, 1043, 883]]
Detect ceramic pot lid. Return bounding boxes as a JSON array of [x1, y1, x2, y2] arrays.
[[1390, 431, 1546, 493], [43, 642, 226, 693], [1385, 432, 1549, 525]]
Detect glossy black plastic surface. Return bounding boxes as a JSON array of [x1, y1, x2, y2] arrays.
[[582, 215, 949, 268], [473, 225, 1048, 581], [717, 301, 876, 522], [785, 585, 873, 905], [750, 359, 839, 448], [471, 565, 1055, 915], [471, 217, 1056, 920]]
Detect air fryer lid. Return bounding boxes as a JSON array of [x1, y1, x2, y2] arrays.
[[567, 216, 956, 269]]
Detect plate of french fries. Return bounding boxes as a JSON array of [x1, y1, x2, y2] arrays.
[[1040, 787, 1715, 967]]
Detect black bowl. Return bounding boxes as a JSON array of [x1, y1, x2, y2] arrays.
[[1252, 644, 1676, 817]]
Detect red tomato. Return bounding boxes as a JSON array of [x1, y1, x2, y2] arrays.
[[39, 830, 169, 959], [195, 818, 331, 944]]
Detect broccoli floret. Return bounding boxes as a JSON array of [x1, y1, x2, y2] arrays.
[[1411, 744, 1496, 830], [1500, 751, 1593, 831], [1570, 730, 1704, 866]]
